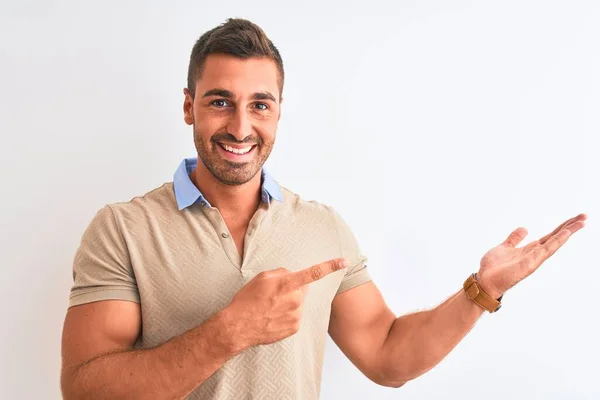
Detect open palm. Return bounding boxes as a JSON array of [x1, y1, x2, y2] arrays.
[[477, 213, 587, 300]]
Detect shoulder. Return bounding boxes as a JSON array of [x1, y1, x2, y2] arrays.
[[85, 182, 177, 236], [279, 186, 338, 220], [105, 182, 177, 219], [277, 186, 355, 238]]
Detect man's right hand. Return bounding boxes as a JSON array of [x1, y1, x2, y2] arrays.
[[61, 257, 348, 399], [225, 258, 348, 350]]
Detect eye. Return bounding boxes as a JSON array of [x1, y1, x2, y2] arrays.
[[211, 99, 230, 108], [254, 103, 269, 111]]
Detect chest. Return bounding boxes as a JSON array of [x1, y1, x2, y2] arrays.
[[127, 206, 344, 347], [226, 222, 247, 258]]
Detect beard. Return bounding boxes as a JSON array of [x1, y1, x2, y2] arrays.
[[193, 125, 275, 186]]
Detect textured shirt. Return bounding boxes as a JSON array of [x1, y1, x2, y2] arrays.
[[69, 158, 372, 399]]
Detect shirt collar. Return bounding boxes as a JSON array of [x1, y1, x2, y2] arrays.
[[173, 157, 283, 210]]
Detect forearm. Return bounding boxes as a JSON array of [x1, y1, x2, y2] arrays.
[[380, 289, 484, 386], [63, 309, 243, 400]]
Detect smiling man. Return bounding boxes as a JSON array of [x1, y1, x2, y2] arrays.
[[60, 18, 587, 400]]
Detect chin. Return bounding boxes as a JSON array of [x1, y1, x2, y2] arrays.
[[213, 165, 261, 186]]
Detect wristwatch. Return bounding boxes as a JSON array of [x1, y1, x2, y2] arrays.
[[463, 273, 503, 313]]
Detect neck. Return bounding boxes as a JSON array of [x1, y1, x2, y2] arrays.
[[191, 162, 263, 218]]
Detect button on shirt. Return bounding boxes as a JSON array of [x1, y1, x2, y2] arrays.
[[69, 157, 372, 400]]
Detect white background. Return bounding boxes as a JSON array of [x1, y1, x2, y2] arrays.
[[1, 1, 598, 399]]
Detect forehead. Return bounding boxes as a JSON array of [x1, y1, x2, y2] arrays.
[[197, 54, 280, 98]]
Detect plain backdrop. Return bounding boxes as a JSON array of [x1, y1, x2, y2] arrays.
[[1, 1, 598, 399]]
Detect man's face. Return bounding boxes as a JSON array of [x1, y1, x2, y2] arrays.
[[183, 54, 282, 186]]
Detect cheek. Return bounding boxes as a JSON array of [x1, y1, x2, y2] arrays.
[[194, 111, 224, 136], [256, 117, 278, 141]]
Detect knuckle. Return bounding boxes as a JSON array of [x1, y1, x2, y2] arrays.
[[252, 271, 269, 281], [291, 319, 302, 333], [310, 266, 323, 280], [291, 293, 303, 308], [266, 296, 277, 309], [256, 271, 271, 279], [276, 280, 288, 293]]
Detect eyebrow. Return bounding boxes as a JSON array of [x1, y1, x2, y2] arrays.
[[202, 88, 277, 103], [252, 92, 277, 102]]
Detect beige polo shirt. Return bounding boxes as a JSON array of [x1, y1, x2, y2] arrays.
[[69, 159, 371, 399]]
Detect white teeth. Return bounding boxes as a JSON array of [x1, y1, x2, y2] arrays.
[[223, 144, 253, 155]]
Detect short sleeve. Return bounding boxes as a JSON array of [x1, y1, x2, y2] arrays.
[[68, 205, 140, 308], [331, 209, 372, 294]]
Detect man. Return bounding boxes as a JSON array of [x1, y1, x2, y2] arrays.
[[60, 18, 586, 400]]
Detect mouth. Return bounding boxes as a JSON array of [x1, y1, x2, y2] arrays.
[[216, 142, 258, 162]]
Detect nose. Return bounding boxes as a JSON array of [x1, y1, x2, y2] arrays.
[[226, 108, 252, 141]]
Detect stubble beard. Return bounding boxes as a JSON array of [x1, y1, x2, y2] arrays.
[[193, 125, 274, 186]]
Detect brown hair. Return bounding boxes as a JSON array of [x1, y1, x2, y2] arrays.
[[187, 18, 284, 98]]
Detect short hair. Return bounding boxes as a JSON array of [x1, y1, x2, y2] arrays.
[[187, 18, 284, 98]]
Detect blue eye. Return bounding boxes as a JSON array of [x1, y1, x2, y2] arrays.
[[255, 103, 268, 110]]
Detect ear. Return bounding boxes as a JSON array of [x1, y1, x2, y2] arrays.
[[183, 88, 194, 125]]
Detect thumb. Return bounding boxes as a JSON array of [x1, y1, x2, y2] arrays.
[[502, 227, 528, 247]]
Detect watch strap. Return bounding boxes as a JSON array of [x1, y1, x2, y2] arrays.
[[463, 273, 502, 313]]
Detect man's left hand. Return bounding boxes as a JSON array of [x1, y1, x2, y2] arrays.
[[477, 213, 587, 299]]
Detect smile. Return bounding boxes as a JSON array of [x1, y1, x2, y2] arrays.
[[218, 143, 255, 155], [216, 142, 258, 161]]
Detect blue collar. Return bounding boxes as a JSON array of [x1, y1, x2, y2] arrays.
[[173, 157, 284, 210]]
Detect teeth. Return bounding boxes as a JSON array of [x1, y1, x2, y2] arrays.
[[223, 144, 253, 155]]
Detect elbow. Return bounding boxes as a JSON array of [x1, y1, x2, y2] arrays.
[[371, 376, 407, 388], [369, 368, 408, 388], [377, 377, 407, 388], [388, 382, 406, 388], [371, 360, 412, 388]]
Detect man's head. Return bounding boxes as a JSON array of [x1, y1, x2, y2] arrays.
[[183, 18, 284, 186]]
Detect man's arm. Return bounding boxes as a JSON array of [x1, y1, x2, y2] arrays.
[[61, 258, 348, 399], [328, 281, 481, 388], [329, 214, 585, 388], [60, 300, 241, 400]]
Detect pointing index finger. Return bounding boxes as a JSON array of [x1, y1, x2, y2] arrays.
[[280, 258, 348, 293]]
